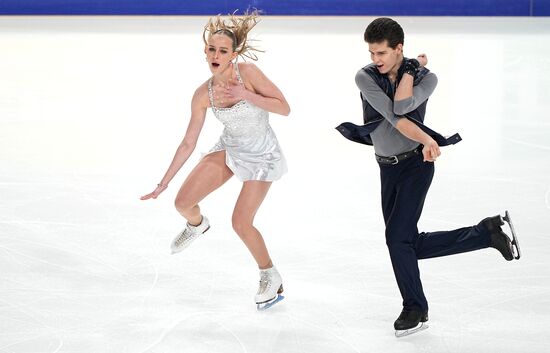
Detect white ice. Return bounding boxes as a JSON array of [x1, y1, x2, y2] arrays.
[[1, 16, 549, 353]]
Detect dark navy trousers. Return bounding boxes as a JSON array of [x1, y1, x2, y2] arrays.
[[379, 153, 492, 312]]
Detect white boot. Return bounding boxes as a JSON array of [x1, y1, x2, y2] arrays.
[[170, 216, 210, 254], [255, 266, 283, 306]]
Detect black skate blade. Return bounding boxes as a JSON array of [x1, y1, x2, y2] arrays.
[[503, 210, 521, 260], [257, 295, 285, 311], [395, 322, 428, 338]]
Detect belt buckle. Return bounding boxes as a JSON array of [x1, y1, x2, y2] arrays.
[[389, 155, 399, 165]]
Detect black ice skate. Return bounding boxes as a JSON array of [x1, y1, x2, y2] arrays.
[[394, 309, 429, 337], [483, 210, 521, 260]]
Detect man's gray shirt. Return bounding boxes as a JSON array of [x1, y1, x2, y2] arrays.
[[355, 64, 438, 157]]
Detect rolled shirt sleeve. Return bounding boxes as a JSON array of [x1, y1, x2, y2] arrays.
[[393, 72, 438, 115]]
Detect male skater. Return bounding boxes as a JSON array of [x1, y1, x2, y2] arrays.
[[336, 17, 521, 337]]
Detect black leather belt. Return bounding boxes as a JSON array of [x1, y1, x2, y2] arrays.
[[375, 145, 422, 165]]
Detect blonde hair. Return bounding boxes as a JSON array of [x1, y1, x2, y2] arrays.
[[203, 10, 263, 61]]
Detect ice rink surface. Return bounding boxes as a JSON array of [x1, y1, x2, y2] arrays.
[[1, 16, 549, 352]]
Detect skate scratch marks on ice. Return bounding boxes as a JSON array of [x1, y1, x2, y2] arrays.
[[136, 312, 248, 353], [503, 137, 550, 151], [286, 313, 361, 353], [0, 335, 63, 352], [135, 254, 159, 307], [46, 338, 63, 353], [215, 321, 249, 353], [1, 214, 131, 276], [0, 220, 80, 227], [0, 238, 128, 278], [0, 296, 51, 329], [459, 290, 544, 318], [0, 300, 64, 353], [0, 244, 120, 280]]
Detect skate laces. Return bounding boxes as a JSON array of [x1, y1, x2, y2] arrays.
[[174, 226, 193, 247], [257, 272, 271, 294]]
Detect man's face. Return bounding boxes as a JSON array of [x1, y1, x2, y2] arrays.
[[368, 40, 403, 75]]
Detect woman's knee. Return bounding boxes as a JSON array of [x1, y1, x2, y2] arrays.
[[174, 194, 194, 214], [232, 215, 253, 236]]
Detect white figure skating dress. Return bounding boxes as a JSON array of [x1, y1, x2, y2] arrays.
[[206, 64, 287, 181]]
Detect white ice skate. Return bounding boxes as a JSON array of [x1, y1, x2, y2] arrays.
[[170, 216, 210, 254], [255, 266, 284, 310]]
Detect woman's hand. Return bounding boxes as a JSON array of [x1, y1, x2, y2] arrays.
[[212, 83, 230, 105], [225, 78, 248, 100], [140, 184, 168, 200]]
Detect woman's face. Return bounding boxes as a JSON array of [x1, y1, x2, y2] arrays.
[[205, 34, 237, 74]]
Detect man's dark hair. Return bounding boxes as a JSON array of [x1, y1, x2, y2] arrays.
[[364, 17, 404, 48]]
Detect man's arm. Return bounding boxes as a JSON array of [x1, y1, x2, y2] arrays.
[[393, 73, 437, 115], [394, 118, 440, 162], [355, 67, 440, 162], [394, 55, 437, 115], [355, 69, 400, 126]]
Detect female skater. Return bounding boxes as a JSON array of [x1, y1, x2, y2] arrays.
[[141, 11, 290, 309]]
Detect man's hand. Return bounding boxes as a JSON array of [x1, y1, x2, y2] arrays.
[[422, 138, 440, 162], [417, 53, 428, 67]]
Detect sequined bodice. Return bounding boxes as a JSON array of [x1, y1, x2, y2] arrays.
[[208, 71, 269, 138], [204, 63, 287, 182]]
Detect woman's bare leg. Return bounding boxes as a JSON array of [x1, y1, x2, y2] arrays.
[[175, 151, 233, 224], [232, 181, 273, 269]]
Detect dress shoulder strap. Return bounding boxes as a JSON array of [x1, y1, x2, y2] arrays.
[[234, 62, 243, 84]]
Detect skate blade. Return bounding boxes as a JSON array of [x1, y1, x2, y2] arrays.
[[395, 322, 428, 338], [257, 295, 285, 311], [503, 210, 521, 260]]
